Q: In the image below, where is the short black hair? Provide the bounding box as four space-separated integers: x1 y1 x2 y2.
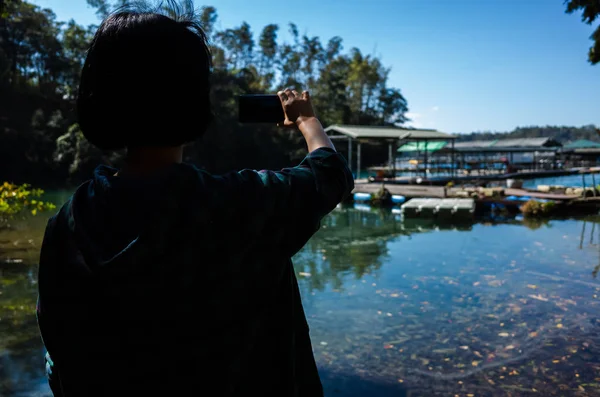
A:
77 0 212 150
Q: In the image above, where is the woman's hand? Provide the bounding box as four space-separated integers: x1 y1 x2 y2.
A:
276 88 336 153
277 88 316 128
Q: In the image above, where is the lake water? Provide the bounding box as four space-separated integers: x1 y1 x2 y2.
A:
2 200 600 396
523 173 600 189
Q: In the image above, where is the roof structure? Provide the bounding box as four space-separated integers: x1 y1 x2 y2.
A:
492 137 561 148
401 129 457 140
397 141 448 153
438 137 563 153
452 140 497 149
324 125 456 140
564 139 600 149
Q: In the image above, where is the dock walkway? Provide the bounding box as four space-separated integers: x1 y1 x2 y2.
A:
503 188 580 201
353 182 581 201
352 182 446 198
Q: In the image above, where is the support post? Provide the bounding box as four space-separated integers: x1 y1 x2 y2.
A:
348 137 353 175
451 139 455 179
424 141 428 178
357 142 362 180
388 141 393 168
483 151 487 176
392 140 397 180
417 144 420 177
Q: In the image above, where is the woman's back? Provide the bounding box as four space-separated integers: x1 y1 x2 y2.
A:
36 2 353 395
38 150 353 396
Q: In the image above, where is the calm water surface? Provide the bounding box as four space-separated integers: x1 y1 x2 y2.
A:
2 200 600 396
522 173 600 189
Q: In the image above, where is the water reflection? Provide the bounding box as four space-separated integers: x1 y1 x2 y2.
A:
0 248 49 396
294 209 600 396
2 208 600 396
295 207 475 293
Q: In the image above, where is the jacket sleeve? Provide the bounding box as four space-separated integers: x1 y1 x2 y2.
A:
220 147 354 256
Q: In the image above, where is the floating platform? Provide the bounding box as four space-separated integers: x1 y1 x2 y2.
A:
350 180 600 216
503 188 580 201
391 195 406 204
353 183 446 198
353 192 372 202
352 183 583 201
353 192 407 204
367 168 589 186
400 198 475 219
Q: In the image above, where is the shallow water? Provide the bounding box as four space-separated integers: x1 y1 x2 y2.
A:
2 206 600 396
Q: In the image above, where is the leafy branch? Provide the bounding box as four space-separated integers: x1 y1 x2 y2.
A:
0 182 56 219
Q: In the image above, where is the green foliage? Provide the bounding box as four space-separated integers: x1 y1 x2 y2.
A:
371 186 392 206
86 0 111 19
54 124 124 181
0 0 81 185
0 182 56 219
1 1 410 186
565 0 600 64
520 200 556 218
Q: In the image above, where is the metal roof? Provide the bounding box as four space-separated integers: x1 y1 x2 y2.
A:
452 140 497 148
397 141 448 152
324 125 456 140
402 129 457 140
444 137 562 152
448 146 559 153
564 139 600 149
492 137 561 148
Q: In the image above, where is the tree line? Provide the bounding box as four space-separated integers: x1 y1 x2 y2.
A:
457 125 600 143
0 0 409 188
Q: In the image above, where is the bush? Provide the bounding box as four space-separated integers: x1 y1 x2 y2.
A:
372 186 392 206
0 182 56 219
520 200 555 217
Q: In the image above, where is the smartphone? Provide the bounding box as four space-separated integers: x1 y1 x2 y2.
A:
238 95 284 123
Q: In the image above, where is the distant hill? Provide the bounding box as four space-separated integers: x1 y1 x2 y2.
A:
457 125 599 144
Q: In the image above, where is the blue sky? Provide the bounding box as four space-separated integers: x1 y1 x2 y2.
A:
31 0 600 133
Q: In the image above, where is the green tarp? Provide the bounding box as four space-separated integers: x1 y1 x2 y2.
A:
397 141 448 153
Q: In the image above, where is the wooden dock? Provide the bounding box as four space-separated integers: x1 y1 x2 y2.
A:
366 168 600 186
353 182 583 201
352 182 446 198
503 188 580 201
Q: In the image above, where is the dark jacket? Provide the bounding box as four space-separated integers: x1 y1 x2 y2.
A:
37 147 353 397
